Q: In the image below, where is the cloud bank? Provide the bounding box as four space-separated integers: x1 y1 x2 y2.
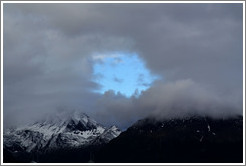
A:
3 3 243 129
91 79 242 129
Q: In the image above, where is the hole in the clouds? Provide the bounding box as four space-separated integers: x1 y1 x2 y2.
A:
92 52 159 97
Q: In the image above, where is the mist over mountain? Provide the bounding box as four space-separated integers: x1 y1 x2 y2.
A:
91 79 242 129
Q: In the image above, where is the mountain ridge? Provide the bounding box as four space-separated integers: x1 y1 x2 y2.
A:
95 115 243 163
3 111 121 156
3 113 243 163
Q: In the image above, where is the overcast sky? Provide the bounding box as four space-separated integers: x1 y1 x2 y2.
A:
3 3 243 129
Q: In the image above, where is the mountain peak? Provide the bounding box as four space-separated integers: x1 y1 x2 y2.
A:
4 111 121 154
29 111 98 130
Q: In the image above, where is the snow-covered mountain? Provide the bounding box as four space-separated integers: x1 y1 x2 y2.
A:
91 125 121 145
3 111 121 154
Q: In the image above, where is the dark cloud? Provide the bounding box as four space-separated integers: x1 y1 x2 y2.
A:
3 3 243 129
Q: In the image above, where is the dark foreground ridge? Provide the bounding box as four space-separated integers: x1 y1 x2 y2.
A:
95 115 243 163
4 114 243 163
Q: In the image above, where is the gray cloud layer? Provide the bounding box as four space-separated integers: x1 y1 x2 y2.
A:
3 3 243 129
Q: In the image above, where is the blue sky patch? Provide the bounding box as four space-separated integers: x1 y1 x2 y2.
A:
92 52 159 97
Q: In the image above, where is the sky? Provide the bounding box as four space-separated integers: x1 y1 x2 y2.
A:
3 3 243 129
92 52 159 97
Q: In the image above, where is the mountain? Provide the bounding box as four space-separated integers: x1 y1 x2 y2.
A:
4 113 243 163
3 111 121 162
95 115 243 163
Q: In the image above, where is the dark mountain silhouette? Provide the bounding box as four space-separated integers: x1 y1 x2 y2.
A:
95 115 243 163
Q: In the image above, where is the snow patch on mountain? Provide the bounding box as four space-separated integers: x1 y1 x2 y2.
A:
3 111 121 153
